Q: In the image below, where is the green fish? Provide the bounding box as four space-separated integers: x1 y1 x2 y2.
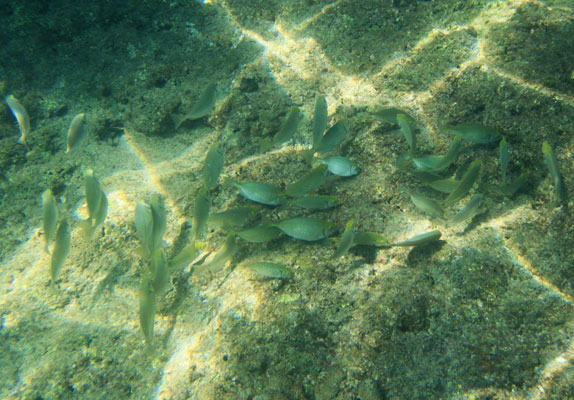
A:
172 83 217 128
413 135 462 172
203 142 224 190
234 181 283 206
244 262 294 279
315 120 349 154
332 219 355 259
316 156 358 177
273 217 334 241
82 169 108 237
192 187 211 241
236 225 282 243
312 96 328 153
42 189 58 254
397 113 416 157
50 218 71 285
371 108 413 125
499 137 509 185
353 231 390 247
499 173 528 198
65 113 87 154
392 230 441 247
443 160 481 204
285 164 328 197
139 276 156 347
135 201 154 257
446 123 501 144
450 194 483 224
169 242 200 271
405 190 444 218
273 107 302 147
207 206 258 229
150 249 170 295
198 234 237 273
148 194 167 255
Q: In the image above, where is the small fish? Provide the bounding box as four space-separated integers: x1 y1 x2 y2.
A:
312 96 328 153
289 195 339 210
392 230 441 247
371 108 413 125
542 142 568 207
82 169 108 237
427 178 460 193
149 194 167 253
273 217 334 241
332 219 355 259
5 94 30 144
192 187 211 241
499 172 528 198
50 218 71 285
499 137 509 185
315 120 349 154
285 164 328 197
198 234 237 273
443 160 481 204
169 242 200 271
234 181 283 206
244 262 294 279
450 194 483 224
236 225 282 243
413 135 462 172
42 189 59 254
139 276 156 347
273 107 302 147
316 156 358 177
353 231 390 247
150 250 170 295
172 83 217 128
207 206 258 229
446 123 502 144
397 113 416 157
66 113 87 153
135 201 154 257
405 190 444 218
203 142 224 190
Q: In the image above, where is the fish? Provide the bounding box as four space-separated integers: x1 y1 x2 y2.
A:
139 276 156 347
332 219 355 259
371 108 414 125
413 135 462 172
234 181 283 206
405 190 444 218
5 94 30 144
499 172 528 198
82 169 108 237
135 201 154 257
316 156 358 177
273 217 334 241
172 83 217 129
542 142 568 207
198 234 237 274
150 250 170 295
450 194 483 224
427 178 460 193
42 189 58 254
397 113 416 157
244 262 294 279
192 187 211 241
315 120 349 154
285 164 328 197
169 242 200 271
273 107 302 147
207 206 258 229
148 194 167 254
312 96 328 153
50 218 71 285
445 123 502 144
203 141 224 190
66 113 87 153
443 160 481 204
392 230 441 247
353 231 390 247
236 225 282 243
